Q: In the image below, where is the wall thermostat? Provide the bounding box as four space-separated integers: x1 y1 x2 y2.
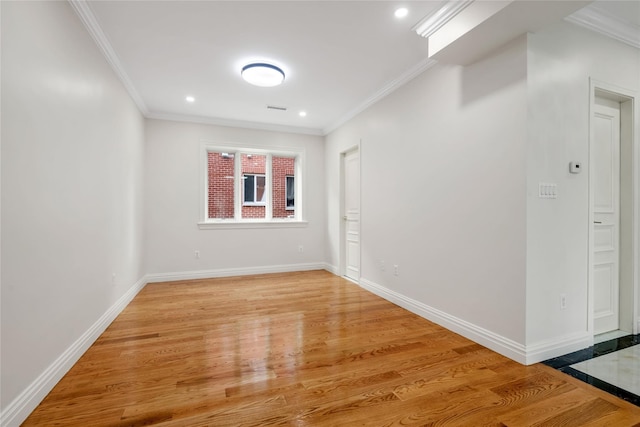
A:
569 162 582 174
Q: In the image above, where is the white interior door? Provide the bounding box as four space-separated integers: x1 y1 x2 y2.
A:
344 149 360 281
593 97 621 335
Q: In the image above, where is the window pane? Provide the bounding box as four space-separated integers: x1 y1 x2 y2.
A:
256 176 266 202
272 156 295 218
243 174 254 202
207 151 235 219
286 176 295 208
241 154 266 219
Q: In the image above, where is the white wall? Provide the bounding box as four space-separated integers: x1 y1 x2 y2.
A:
144 119 325 277
525 22 640 348
1 7 637 426
1 0 145 417
326 37 529 354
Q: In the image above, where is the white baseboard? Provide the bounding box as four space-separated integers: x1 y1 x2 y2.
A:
323 263 339 275
524 332 592 364
144 262 328 283
2 263 330 426
0 276 147 427
358 278 528 364
359 277 593 365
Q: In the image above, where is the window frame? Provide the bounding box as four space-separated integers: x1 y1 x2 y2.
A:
285 175 295 211
243 173 267 206
199 142 306 229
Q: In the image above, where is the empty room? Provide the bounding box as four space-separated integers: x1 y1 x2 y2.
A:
2 0 640 425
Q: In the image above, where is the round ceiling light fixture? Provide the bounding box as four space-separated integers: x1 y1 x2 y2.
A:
241 63 285 87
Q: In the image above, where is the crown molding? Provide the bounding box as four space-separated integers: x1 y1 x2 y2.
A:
146 111 324 136
323 57 438 136
68 0 149 115
68 0 436 138
69 0 321 137
565 5 640 49
412 0 475 38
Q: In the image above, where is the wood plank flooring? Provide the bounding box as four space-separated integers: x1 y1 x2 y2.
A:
23 270 640 426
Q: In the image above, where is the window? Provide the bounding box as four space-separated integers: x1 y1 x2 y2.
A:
243 174 266 205
200 143 305 228
286 176 295 209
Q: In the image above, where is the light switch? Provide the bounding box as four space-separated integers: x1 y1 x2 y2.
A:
539 182 558 199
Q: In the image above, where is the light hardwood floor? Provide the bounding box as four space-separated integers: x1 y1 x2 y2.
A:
24 270 640 426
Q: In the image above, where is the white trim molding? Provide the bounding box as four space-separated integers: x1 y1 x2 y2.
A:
565 5 640 49
588 79 639 338
0 276 148 427
68 0 149 115
524 332 593 365
68 0 438 138
198 220 308 230
323 58 437 135
359 278 593 365
146 111 324 137
145 263 327 283
412 0 475 39
1 264 330 425
323 263 339 276
358 278 528 364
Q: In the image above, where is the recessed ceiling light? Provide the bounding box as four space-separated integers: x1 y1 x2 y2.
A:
395 7 408 18
299 111 307 117
185 96 195 103
241 63 285 87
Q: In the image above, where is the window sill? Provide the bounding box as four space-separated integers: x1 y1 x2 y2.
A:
198 220 308 230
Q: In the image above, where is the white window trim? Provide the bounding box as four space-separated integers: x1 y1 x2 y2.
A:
198 141 306 229
198 220 309 230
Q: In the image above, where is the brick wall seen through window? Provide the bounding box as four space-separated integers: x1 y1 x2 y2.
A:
207 150 296 220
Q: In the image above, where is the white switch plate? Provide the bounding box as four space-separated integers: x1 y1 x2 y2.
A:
539 183 558 199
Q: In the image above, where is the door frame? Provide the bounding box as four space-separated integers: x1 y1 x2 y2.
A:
588 78 639 336
340 144 361 282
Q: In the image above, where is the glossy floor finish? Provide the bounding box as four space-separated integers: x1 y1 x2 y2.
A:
595 330 634 344
545 334 640 407
572 346 640 396
24 271 640 426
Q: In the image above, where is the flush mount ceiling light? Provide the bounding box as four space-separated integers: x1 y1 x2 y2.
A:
241 63 285 87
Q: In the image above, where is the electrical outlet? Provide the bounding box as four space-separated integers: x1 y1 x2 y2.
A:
560 294 567 310
393 265 399 276
112 273 116 285
195 250 200 259
298 245 304 253
380 260 385 271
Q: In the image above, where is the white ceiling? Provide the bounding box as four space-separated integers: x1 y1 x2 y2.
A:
592 0 640 26
78 0 639 136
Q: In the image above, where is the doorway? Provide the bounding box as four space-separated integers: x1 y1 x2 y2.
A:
342 147 360 282
590 82 637 338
